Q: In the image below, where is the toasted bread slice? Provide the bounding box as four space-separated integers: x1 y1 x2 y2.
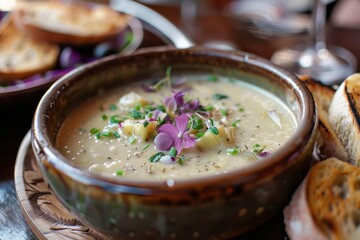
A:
14 1 130 45
0 14 59 81
284 158 360 240
299 75 348 161
329 73 360 166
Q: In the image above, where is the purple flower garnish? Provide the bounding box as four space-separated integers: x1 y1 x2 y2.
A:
183 99 199 112
154 114 195 153
259 151 270 158
164 91 184 113
154 132 173 151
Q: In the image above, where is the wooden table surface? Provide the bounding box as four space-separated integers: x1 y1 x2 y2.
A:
1 1 360 239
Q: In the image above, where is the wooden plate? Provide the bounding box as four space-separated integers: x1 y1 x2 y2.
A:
14 131 287 239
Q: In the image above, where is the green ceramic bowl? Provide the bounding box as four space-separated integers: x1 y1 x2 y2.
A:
32 47 317 239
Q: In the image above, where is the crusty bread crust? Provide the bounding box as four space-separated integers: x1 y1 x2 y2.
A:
14 1 130 45
0 15 59 81
299 75 348 161
285 158 360 240
329 73 360 166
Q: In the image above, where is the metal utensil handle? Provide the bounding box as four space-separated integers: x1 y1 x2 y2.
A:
110 0 194 49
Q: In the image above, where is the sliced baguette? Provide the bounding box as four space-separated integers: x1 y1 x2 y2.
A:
299 75 348 161
329 73 360 167
0 14 59 81
14 1 130 45
284 157 360 240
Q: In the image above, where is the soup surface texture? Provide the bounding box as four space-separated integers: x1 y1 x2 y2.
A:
56 74 297 181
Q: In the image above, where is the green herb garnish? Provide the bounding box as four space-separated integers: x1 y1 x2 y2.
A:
149 152 165 163
101 114 108 120
212 93 228 100
129 109 143 119
127 136 138 145
90 128 100 135
101 131 113 137
195 132 205 139
109 104 117 111
209 127 219 135
116 170 124 176
207 75 218 82
220 109 228 116
226 147 240 156
231 119 241 127
142 143 150 150
113 131 121 139
169 147 177 158
109 115 122 124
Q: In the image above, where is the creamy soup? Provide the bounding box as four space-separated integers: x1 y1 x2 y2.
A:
56 74 297 181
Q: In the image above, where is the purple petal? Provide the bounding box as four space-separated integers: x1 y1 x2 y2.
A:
141 84 155 93
159 123 179 141
154 133 173 151
174 132 195 153
164 96 177 113
183 99 199 112
175 114 189 133
259 151 270 158
173 91 184 107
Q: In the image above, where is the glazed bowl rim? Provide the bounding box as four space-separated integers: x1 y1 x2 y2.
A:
32 46 317 191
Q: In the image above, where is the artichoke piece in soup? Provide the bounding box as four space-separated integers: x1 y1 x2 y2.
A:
56 73 297 181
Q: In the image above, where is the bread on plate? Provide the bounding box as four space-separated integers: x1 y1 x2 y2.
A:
329 73 360 166
299 75 348 161
14 1 130 45
284 157 360 240
0 14 59 81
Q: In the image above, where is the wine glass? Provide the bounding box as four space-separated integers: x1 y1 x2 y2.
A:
271 0 357 85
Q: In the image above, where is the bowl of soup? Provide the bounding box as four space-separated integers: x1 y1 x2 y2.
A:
32 46 317 239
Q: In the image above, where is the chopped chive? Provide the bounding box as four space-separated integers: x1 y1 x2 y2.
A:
110 115 121 124
207 75 218 82
135 104 141 111
157 105 166 112
147 112 153 118
212 93 228 100
226 147 240 156
101 114 108 120
143 121 149 127
129 109 143 119
192 117 203 130
149 152 165 163
90 128 100 135
231 119 241 127
166 66 172 80
113 131 121 138
109 104 117 111
116 170 124 176
177 155 185 165
239 107 244 112
95 132 101 139
254 143 261 148
195 132 205 139
209 127 219 135
169 147 177 158
204 105 214 111
128 136 137 145
220 109 228 116
142 143 150 150
208 118 214 127
101 131 113 137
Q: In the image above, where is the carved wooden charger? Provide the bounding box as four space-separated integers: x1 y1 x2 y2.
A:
14 131 112 240
14 132 287 239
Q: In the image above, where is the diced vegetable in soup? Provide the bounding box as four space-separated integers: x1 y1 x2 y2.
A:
56 72 297 181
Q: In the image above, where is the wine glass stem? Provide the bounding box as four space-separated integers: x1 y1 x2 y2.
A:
313 0 327 51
